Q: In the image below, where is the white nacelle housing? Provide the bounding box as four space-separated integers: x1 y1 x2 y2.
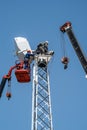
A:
14 37 32 60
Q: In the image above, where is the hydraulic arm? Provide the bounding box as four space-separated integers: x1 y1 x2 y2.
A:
0 77 8 97
0 65 16 98
60 22 87 75
0 60 31 98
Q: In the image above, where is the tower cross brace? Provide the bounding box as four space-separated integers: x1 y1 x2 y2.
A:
32 54 53 130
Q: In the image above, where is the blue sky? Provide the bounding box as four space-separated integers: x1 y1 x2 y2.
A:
0 0 87 130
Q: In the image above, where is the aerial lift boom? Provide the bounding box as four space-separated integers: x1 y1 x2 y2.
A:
60 22 87 76
0 65 17 98
0 61 31 99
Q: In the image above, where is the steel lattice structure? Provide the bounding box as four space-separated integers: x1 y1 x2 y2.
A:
32 54 53 130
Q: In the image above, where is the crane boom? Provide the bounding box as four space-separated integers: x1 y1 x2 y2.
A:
60 22 87 75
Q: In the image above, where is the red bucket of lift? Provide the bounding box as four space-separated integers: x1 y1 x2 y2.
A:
15 69 30 83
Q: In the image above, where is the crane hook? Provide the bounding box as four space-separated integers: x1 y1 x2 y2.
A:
61 57 69 69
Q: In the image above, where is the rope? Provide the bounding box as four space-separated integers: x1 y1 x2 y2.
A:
59 32 68 57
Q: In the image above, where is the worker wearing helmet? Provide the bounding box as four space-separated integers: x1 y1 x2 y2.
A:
24 51 34 69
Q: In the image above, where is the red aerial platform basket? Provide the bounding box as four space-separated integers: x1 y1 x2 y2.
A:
15 69 30 83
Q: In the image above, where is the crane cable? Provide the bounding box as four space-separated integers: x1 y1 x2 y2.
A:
59 31 69 69
59 31 68 57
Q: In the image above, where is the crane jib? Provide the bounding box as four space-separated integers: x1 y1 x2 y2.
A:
60 22 87 75
66 28 87 74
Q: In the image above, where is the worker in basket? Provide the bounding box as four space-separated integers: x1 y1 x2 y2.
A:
61 57 69 69
24 50 34 69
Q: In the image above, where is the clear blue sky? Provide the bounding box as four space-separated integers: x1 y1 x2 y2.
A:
0 0 87 130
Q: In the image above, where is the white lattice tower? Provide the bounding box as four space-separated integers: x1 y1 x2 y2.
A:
32 54 53 130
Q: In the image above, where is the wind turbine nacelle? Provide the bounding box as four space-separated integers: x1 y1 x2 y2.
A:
14 37 32 60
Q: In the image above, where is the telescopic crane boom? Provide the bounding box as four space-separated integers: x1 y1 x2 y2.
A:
60 22 87 76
